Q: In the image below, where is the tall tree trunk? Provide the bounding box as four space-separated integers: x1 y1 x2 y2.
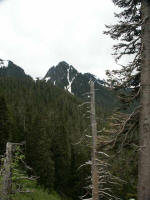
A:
2 142 13 200
90 81 99 200
138 1 150 199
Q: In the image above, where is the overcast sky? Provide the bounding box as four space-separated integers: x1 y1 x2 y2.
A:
0 0 119 79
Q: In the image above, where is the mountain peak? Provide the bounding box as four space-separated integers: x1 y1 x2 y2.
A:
44 62 116 106
44 61 78 93
0 59 32 80
44 61 107 92
43 61 118 109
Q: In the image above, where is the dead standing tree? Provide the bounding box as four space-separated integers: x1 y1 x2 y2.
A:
1 142 36 200
90 81 99 200
78 81 121 200
2 142 13 200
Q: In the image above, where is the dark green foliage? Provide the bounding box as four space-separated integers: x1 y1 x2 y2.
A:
52 123 71 192
108 147 138 200
104 0 141 110
0 58 140 198
25 114 55 189
103 0 141 197
0 96 11 154
0 76 90 199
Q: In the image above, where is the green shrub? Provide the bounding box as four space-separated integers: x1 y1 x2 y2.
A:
12 188 63 200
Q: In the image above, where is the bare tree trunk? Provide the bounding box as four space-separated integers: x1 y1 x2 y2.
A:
138 1 150 199
2 142 13 200
90 81 99 200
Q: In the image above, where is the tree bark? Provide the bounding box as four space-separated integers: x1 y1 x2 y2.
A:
90 81 99 200
138 1 150 199
2 142 13 200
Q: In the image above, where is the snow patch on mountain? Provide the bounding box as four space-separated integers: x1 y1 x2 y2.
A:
65 66 77 93
43 61 107 97
67 76 75 93
45 77 51 82
0 60 9 68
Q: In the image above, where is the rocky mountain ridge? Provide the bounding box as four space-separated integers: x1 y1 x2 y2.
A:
44 61 106 94
0 59 32 79
44 61 118 109
0 58 118 110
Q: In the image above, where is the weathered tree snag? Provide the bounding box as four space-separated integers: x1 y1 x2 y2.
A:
90 81 99 200
138 1 150 199
2 142 13 200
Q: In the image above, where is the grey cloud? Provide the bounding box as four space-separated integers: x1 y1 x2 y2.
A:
0 0 119 79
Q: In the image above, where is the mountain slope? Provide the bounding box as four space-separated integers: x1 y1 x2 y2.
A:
0 59 32 79
44 61 118 110
0 75 90 200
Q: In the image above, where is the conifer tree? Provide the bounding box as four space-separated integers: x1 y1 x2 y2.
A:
104 0 141 100
0 76 94 199
0 96 10 155
105 0 150 199
25 113 55 189
104 0 141 155
52 120 71 194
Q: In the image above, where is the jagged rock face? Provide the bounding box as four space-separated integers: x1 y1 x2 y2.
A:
44 61 118 110
44 61 106 92
0 59 32 79
45 61 78 93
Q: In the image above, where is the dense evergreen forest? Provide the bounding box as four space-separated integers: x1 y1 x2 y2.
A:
0 68 138 200
0 76 92 199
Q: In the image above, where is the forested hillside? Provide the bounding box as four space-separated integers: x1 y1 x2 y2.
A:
0 75 92 199
0 60 137 200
